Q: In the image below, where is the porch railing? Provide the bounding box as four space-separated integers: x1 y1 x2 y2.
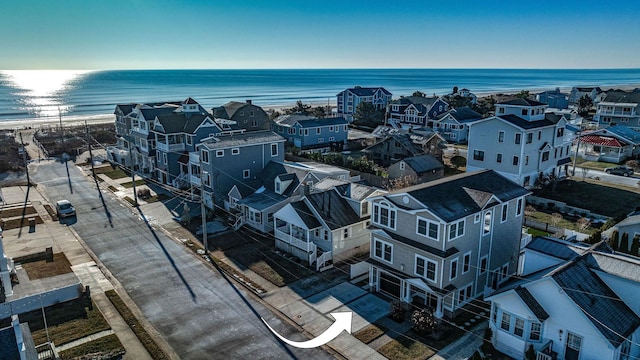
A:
536 340 556 360
316 250 332 271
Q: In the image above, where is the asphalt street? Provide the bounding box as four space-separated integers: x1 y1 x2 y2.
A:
29 159 334 360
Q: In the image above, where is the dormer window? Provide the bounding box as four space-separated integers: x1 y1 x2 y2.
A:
521 109 528 116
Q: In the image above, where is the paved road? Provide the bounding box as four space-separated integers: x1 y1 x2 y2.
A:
30 160 333 360
570 165 640 188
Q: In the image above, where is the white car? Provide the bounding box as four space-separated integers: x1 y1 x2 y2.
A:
56 200 76 218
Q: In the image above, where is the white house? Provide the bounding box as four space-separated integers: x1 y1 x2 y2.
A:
336 86 392 122
488 237 640 360
467 98 572 188
594 90 640 130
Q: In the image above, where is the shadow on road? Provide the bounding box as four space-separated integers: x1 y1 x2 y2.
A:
135 206 197 302
91 171 113 228
64 161 73 194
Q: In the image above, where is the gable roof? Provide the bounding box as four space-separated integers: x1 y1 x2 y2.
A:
386 170 529 222
498 114 556 130
514 287 549 321
525 236 585 261
236 188 286 211
290 201 322 229
437 106 482 123
601 90 640 104
366 133 425 156
603 125 640 144
340 86 391 97
313 177 382 201
497 98 547 107
114 104 135 115
551 255 640 347
400 154 443 174
574 86 602 92
580 135 627 148
154 113 213 134
305 189 362 230
274 114 348 128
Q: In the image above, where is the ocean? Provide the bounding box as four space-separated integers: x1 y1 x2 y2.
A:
1 68 640 122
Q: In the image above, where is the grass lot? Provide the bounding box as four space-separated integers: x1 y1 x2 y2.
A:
121 179 146 188
533 179 640 218
15 298 111 346
95 166 129 179
378 334 435 360
527 227 551 237
573 158 618 171
0 215 43 230
59 334 125 360
22 252 73 279
526 211 598 233
105 289 169 360
0 206 38 218
354 324 387 344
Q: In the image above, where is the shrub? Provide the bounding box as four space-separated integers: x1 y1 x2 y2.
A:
525 344 536 360
481 327 494 354
450 155 466 169
389 300 406 322
411 307 437 335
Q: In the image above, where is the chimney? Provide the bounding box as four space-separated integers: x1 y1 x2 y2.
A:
246 99 252 105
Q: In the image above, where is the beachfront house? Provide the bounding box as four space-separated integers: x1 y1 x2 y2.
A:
573 125 640 164
568 86 602 105
386 95 449 129
211 100 272 132
432 106 483 144
273 114 349 153
274 180 384 271
336 86 392 122
536 88 569 109
195 131 286 209
487 237 640 360
367 170 530 318
466 98 572 188
229 160 351 232
593 90 640 130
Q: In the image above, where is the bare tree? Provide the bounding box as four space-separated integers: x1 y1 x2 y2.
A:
576 217 591 232
524 205 537 217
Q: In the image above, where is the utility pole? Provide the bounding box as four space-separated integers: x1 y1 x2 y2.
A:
571 127 582 176
200 170 208 253
19 132 30 187
85 121 97 181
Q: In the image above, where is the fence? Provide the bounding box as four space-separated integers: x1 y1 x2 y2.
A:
0 283 84 319
524 218 563 234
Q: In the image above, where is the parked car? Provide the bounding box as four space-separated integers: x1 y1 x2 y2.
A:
605 166 634 177
56 200 76 218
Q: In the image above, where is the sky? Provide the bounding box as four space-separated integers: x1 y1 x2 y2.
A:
2 0 640 70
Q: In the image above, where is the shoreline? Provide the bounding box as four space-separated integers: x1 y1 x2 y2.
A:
1 83 639 131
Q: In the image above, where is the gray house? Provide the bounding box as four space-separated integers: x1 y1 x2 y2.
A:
432 106 482 143
212 100 272 132
388 154 444 185
536 88 569 109
386 96 449 129
367 170 530 318
273 114 349 152
197 131 286 209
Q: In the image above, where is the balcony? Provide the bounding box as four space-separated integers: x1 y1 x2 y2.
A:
189 152 200 164
190 175 201 186
275 227 313 252
156 142 185 152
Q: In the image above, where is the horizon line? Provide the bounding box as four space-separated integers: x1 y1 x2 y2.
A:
2 67 640 72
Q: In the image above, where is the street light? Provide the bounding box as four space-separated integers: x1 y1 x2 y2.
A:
200 170 208 253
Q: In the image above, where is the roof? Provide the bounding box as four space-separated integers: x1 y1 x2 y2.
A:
290 201 322 229
551 255 640 347
387 170 529 223
184 97 199 104
140 107 178 120
340 86 391 97
514 287 549 321
498 114 556 130
366 133 424 156
579 135 627 148
0 322 36 360
437 107 482 123
306 189 362 230
601 90 640 104
274 114 348 128
154 113 212 134
254 161 305 196
313 177 382 201
603 125 640 144
201 131 284 149
497 98 547 107
574 86 602 92
401 154 443 174
376 229 459 258
390 96 442 108
236 188 286 211
114 104 135 115
525 236 584 261
212 101 264 119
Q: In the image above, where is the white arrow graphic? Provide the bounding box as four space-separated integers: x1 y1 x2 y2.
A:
262 312 352 349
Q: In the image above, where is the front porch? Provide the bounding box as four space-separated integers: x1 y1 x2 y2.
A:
273 218 332 271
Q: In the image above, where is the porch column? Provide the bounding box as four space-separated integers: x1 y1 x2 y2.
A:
368 267 376 289
401 281 410 302
434 296 443 318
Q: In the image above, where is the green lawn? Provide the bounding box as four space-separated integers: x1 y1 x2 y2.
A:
527 227 551 237
96 167 129 179
533 179 640 218
121 179 146 188
572 157 618 171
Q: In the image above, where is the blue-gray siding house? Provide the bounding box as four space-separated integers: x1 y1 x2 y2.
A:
433 106 482 143
536 88 569 109
273 114 349 152
337 86 392 122
386 96 449 129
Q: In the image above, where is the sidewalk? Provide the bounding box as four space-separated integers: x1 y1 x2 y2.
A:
0 185 161 360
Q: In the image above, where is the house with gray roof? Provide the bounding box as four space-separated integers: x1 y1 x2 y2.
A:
367 170 530 318
273 114 349 152
594 89 640 130
227 161 351 232
337 86 392 122
467 99 572 188
387 154 444 185
536 88 569 109
364 129 447 167
487 237 640 360
386 95 449 129
569 86 603 104
432 106 483 143
574 125 640 163
273 180 384 271
211 100 271 132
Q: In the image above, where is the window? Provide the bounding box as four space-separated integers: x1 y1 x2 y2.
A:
496 153 502 163
514 318 524 337
483 211 492 235
324 229 329 241
521 109 528 116
203 173 211 187
516 198 523 216
231 148 240 155
529 322 541 341
473 150 485 161
417 217 439 240
501 204 508 222
538 131 541 140
448 219 464 240
271 143 278 157
216 150 224 157
566 332 582 358
524 176 531 187
513 156 519 166
329 126 334 132
186 136 192 145
243 169 250 179
163 153 167 165
479 256 488 273
526 133 532 144
497 107 505 114
250 110 254 117
542 151 549 161
525 155 529 165
557 127 564 137
316 128 321 135
416 255 437 282
500 313 511 331
343 228 350 239
318 138 324 143
620 340 631 360
474 214 481 223
515 133 521 144
304 129 309 136
374 239 392 263
373 202 396 229
201 150 209 163
554 148 558 158
329 136 335 141
450 258 458 280
498 131 505 143
463 252 471 273
344 125 348 131
288 128 295 135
